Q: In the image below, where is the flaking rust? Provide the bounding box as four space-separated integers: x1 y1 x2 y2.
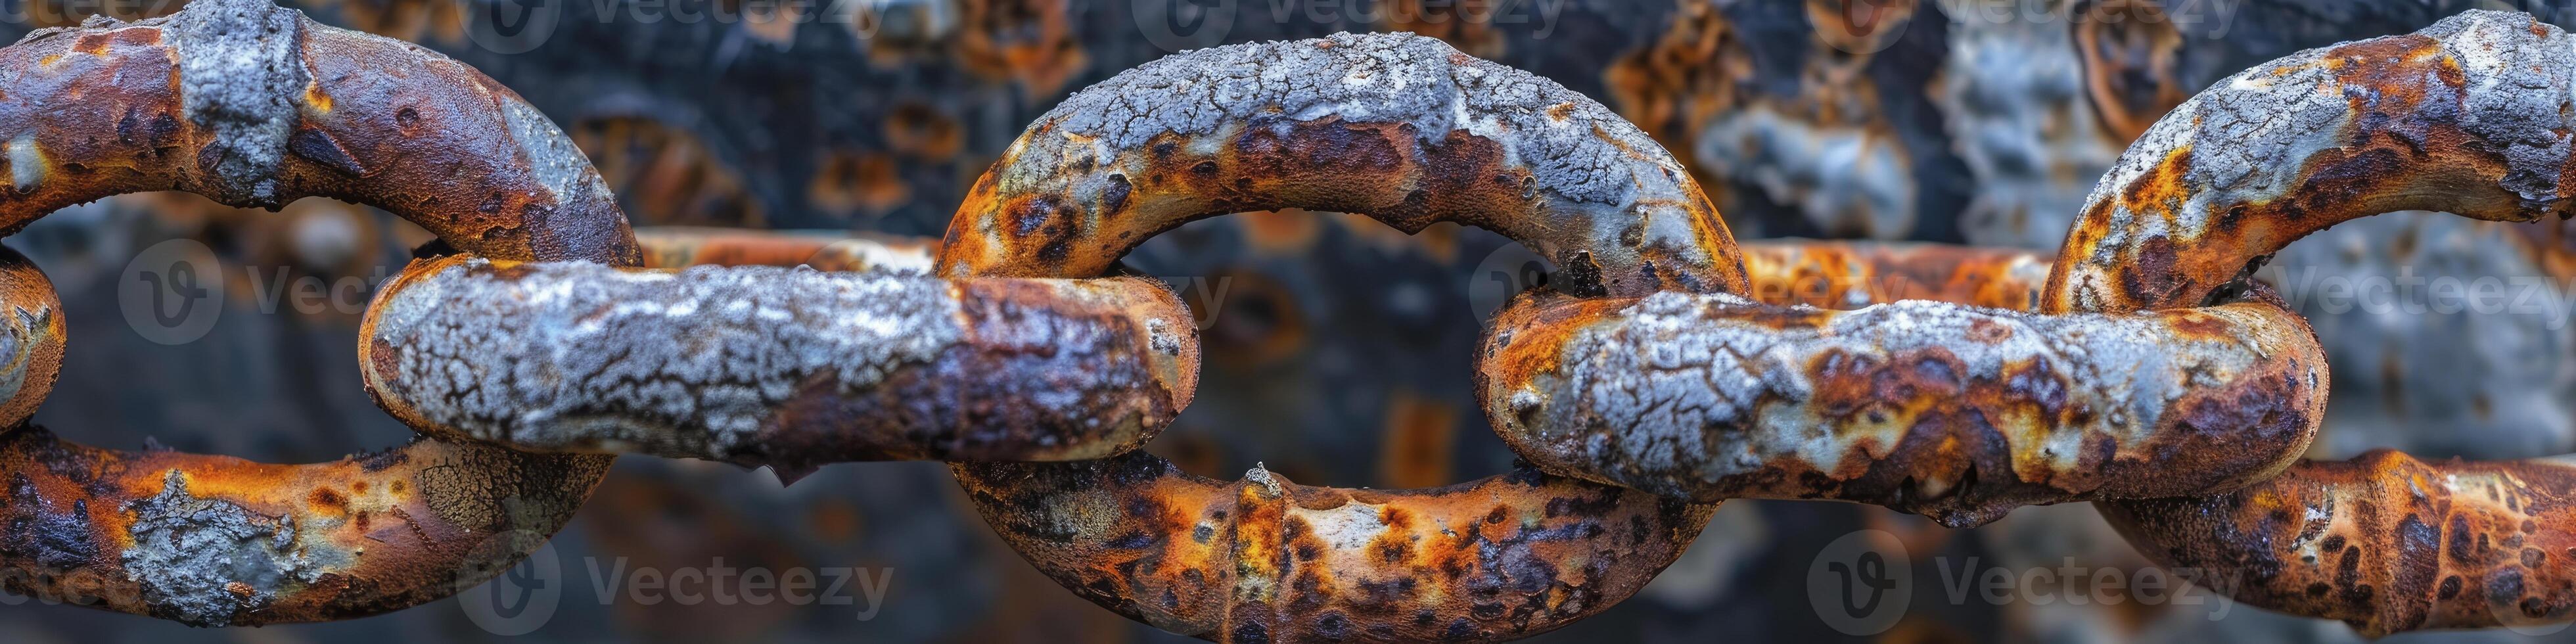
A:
0 256 604 626
2046 10 2576 314
2101 451 2576 635
1478 288 2328 528
359 254 1199 474
2040 10 2576 634
955 453 1713 642
0 0 639 263
936 31 1747 298
0 0 641 626
0 428 606 626
938 32 1736 643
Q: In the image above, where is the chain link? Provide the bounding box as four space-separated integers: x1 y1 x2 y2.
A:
0 0 2569 638
0 0 630 624
2067 11 2576 635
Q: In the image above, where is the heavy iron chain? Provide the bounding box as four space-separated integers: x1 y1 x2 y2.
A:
0 0 2567 639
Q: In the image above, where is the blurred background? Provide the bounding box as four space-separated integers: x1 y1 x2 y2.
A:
5 0 2576 641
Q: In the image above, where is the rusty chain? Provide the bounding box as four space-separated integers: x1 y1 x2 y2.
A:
2058 11 2576 635
0 0 633 625
0 0 2568 639
934 32 1738 641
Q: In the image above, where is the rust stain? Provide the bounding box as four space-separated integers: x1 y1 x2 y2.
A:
1479 285 2328 528
0 0 637 626
359 253 1201 472
938 32 1737 640
957 454 1714 641
935 32 1747 297
2104 451 2576 635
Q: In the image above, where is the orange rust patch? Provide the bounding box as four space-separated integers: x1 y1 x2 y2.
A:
304 84 334 112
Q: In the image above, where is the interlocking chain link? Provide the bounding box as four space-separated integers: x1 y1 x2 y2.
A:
2061 11 2576 635
0 0 2569 639
0 0 631 625
936 32 1737 641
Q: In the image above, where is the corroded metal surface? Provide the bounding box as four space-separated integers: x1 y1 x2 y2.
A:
0 246 62 428
359 253 1199 473
7 1 2567 639
1478 288 2328 528
0 427 606 627
1741 240 2052 310
955 453 1713 641
941 32 1731 642
0 231 599 630
2050 11 2576 634
0 0 640 264
2047 11 2576 314
935 31 1748 298
0 0 637 626
2101 451 2576 635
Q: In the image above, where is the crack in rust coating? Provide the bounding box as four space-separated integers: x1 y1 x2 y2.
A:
359 254 1199 469
2021 12 2576 633
121 470 325 626
1480 288 2328 528
937 31 1745 298
2102 451 2576 635
164 0 303 205
938 31 1741 641
0 427 607 626
2047 10 2576 314
0 0 637 626
957 453 1713 642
